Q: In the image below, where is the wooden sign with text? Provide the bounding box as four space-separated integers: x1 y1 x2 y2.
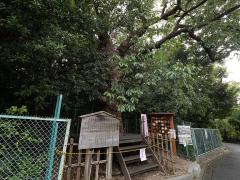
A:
78 111 119 149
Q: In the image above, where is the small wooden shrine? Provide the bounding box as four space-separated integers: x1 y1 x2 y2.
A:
64 111 177 180
148 112 176 155
64 111 120 180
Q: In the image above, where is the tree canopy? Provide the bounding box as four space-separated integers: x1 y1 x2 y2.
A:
0 1 111 115
0 0 239 123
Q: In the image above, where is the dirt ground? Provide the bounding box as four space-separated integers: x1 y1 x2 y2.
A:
111 156 191 180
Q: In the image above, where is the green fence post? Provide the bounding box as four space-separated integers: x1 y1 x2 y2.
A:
209 130 214 150
45 95 63 180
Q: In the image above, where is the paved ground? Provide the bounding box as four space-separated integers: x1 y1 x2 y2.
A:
203 143 240 180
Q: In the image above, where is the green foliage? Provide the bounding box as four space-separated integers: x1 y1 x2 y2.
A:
177 144 196 161
0 1 111 115
213 118 240 142
213 107 240 142
231 107 240 121
104 54 150 112
6 106 27 115
107 44 238 128
0 106 46 178
0 0 239 121
11 155 46 180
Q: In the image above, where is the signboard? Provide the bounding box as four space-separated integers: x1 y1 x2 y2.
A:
168 129 176 139
78 111 119 149
177 125 192 146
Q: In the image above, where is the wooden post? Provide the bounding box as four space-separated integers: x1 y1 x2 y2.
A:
76 149 82 180
106 147 113 180
161 134 164 165
67 138 74 180
152 133 156 154
84 149 92 180
169 115 177 155
165 134 169 170
95 149 101 180
156 134 160 160
89 150 93 178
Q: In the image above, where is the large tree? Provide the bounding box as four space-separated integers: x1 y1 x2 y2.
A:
0 1 111 115
94 0 240 111
0 0 239 115
77 0 240 58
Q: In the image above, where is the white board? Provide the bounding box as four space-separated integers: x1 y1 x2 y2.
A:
177 125 192 146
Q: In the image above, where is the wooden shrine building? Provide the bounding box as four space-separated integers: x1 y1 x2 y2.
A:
64 111 176 180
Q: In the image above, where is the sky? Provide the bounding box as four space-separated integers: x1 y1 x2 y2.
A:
224 51 240 83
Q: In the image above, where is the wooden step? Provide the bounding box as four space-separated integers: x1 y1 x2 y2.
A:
116 133 162 180
120 138 143 144
128 163 159 176
120 134 142 140
124 153 152 164
119 144 147 151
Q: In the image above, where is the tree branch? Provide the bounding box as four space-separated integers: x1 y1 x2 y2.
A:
183 0 207 15
149 27 189 50
197 4 240 29
116 0 208 56
117 3 182 56
161 1 167 17
160 3 181 20
175 0 207 27
187 30 215 61
116 26 148 57
116 2 240 58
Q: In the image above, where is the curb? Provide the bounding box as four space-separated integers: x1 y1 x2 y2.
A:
167 162 201 180
167 146 228 180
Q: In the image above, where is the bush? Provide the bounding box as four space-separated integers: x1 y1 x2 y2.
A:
213 107 240 142
0 106 47 179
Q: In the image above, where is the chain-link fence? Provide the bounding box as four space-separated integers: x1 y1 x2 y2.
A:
176 128 222 160
191 128 222 156
0 115 71 180
176 142 196 161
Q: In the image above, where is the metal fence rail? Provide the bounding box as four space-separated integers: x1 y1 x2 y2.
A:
191 128 222 156
0 115 71 180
